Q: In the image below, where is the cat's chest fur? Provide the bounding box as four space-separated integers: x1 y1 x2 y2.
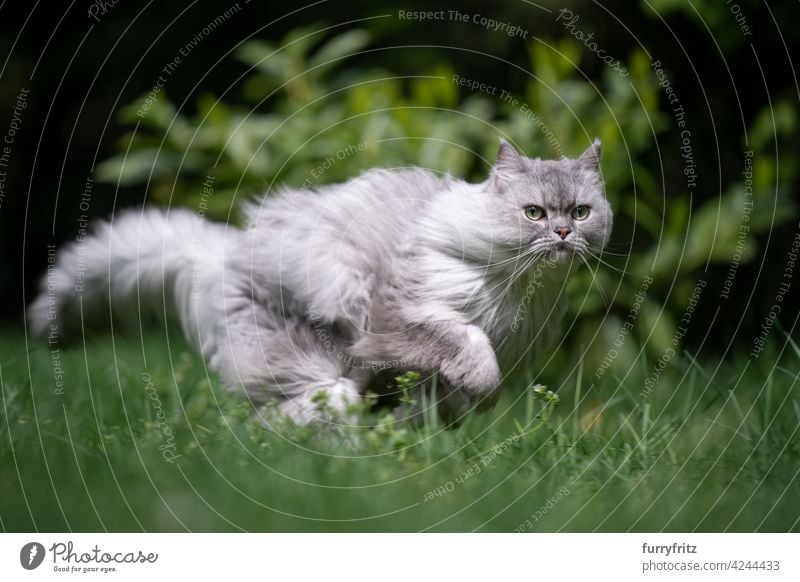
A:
482 266 568 369
420 257 570 370
494 266 569 370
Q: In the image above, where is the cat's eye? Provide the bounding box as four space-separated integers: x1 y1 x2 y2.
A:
524 206 545 221
571 205 590 220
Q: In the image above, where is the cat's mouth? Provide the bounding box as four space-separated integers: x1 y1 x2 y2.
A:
547 242 576 261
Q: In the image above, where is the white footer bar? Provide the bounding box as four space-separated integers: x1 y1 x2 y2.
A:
1 533 797 581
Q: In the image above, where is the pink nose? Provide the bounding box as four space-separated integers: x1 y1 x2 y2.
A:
555 227 571 240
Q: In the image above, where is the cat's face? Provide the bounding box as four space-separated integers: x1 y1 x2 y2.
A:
485 139 612 265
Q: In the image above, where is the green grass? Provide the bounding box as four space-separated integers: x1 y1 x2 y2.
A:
1 327 799 532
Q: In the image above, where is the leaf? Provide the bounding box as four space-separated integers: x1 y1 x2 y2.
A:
309 30 370 69
281 24 324 60
95 149 199 186
236 40 291 79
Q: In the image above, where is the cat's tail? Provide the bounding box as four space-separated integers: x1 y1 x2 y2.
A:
28 208 232 352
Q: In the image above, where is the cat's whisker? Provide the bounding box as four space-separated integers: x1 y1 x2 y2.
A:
483 238 558 271
593 248 632 258
455 247 541 322
473 256 530 327
581 248 636 278
490 250 540 298
604 239 634 248
577 252 611 309
508 249 551 291
482 248 539 269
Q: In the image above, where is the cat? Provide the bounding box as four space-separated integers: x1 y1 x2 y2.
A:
29 139 612 425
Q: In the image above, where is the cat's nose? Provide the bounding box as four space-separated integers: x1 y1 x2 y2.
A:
554 227 571 240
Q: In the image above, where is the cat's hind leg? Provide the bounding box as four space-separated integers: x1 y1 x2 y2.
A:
208 299 364 426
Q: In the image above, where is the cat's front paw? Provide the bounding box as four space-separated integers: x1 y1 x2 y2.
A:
440 325 501 401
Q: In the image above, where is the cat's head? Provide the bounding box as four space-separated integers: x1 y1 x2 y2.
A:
484 139 612 265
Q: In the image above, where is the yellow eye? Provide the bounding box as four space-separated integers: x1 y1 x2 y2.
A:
571 205 590 220
524 206 545 221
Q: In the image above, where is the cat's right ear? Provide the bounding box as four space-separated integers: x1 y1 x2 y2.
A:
493 138 525 191
576 139 602 173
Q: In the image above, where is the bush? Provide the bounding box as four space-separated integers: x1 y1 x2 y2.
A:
95 23 796 375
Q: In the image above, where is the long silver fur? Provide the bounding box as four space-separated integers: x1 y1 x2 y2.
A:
29 140 612 425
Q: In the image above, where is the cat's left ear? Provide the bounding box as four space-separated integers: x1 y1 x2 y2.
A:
493 138 526 191
577 139 601 173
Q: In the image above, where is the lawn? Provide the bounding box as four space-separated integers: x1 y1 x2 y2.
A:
1 328 799 532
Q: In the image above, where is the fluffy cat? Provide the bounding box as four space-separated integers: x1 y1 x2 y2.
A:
29 139 612 425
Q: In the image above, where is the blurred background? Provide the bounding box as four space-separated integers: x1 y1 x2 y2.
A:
1 0 798 367
1 0 800 533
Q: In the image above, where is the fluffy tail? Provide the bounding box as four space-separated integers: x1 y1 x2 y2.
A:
28 208 232 351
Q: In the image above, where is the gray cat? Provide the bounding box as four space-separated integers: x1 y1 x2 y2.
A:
30 139 612 425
